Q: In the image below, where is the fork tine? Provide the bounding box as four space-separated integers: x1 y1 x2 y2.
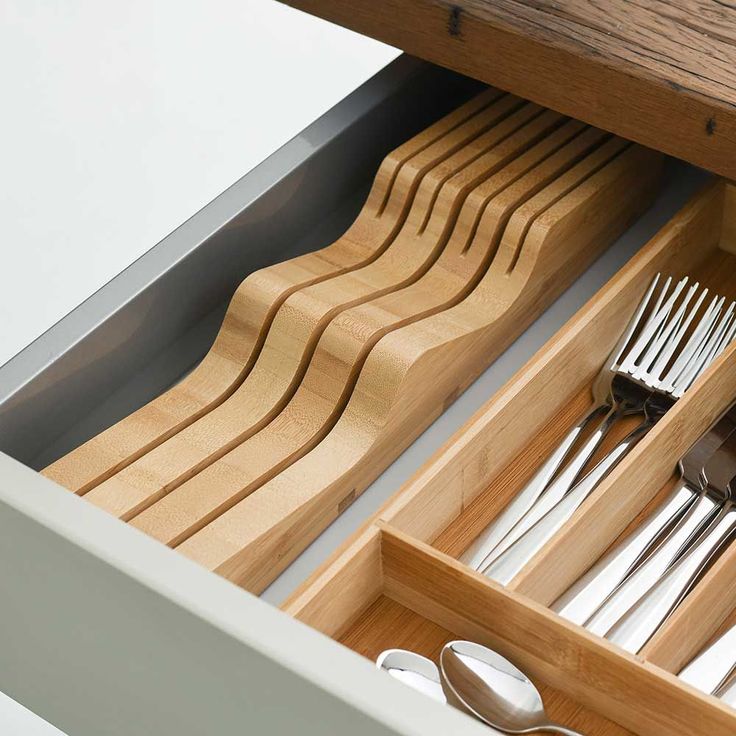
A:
685 303 731 375
657 294 722 391
609 273 661 369
671 301 735 397
640 285 710 385
643 278 685 354
690 303 736 380
629 281 700 380
711 302 736 361
620 275 677 371
619 276 687 373
663 299 723 395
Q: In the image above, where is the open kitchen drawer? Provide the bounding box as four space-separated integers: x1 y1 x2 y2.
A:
0 55 715 735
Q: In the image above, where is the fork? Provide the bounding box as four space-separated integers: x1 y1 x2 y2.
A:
605 468 736 653
484 288 734 568
461 274 698 570
553 408 736 626
481 293 736 585
581 421 736 637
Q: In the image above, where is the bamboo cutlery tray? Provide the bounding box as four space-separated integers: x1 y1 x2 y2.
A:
285 180 736 736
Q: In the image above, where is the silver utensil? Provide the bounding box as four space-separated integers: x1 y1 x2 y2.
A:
716 676 736 708
482 291 736 586
461 274 680 570
471 278 732 574
605 474 736 653
440 640 584 736
582 427 736 638
376 648 447 703
679 623 736 696
553 410 736 625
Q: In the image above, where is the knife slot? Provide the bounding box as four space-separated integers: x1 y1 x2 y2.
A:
389 182 736 610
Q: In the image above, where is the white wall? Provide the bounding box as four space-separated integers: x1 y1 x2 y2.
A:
0 0 398 367
0 2 397 730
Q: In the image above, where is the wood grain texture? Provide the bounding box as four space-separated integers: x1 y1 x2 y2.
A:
432 395 646 559
509 210 736 605
372 183 727 559
340 596 631 736
283 526 385 641
176 143 662 593
283 179 736 735
641 530 736 674
378 180 727 553
281 0 736 179
42 88 500 495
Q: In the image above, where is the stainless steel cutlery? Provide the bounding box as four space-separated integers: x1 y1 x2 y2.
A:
376 642 585 734
679 623 736 697
481 276 736 585
376 649 446 703
555 409 736 629
452 272 736 681
606 483 736 653
462 275 736 577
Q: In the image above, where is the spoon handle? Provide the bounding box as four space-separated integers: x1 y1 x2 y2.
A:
544 722 586 736
540 721 584 736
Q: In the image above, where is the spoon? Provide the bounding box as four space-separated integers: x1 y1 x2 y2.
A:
440 641 585 735
376 648 447 704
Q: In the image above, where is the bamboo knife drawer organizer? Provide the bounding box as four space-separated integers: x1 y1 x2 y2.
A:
285 180 736 736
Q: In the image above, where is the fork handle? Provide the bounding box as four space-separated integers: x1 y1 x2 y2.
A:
483 424 645 585
552 482 696 625
583 492 717 637
717 676 736 707
606 508 736 653
481 404 627 568
460 403 607 571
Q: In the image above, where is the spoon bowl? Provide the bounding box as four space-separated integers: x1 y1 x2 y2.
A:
440 641 584 735
376 648 447 704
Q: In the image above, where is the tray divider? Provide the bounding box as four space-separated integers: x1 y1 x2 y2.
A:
383 183 726 553
282 526 383 639
379 521 736 736
431 384 594 559
283 180 736 735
